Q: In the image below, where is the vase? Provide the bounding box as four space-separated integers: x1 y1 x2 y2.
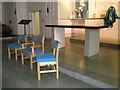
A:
78 13 81 18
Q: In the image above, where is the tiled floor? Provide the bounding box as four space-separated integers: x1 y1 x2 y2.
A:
2 37 119 88
2 38 97 88
59 38 118 87
70 35 119 45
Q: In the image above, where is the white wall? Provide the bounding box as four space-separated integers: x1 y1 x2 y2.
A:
2 2 58 38
44 2 58 38
118 1 120 16
10 2 18 35
59 1 71 19
0 2 2 25
3 2 28 35
89 1 119 18
3 2 18 35
16 2 28 35
27 2 46 37
58 1 72 37
27 2 58 39
3 3 9 26
45 2 53 38
118 19 120 44
118 1 120 45
0 2 2 89
27 2 44 12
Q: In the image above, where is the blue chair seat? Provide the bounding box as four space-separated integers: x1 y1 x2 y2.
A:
20 48 42 55
8 43 24 49
36 53 56 62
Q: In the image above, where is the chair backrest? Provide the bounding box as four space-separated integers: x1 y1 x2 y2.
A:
18 35 27 43
33 36 45 53
33 36 43 43
53 41 60 61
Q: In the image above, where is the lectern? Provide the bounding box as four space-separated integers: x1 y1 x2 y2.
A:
18 19 31 35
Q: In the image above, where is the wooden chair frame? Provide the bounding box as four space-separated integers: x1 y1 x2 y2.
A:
21 36 45 70
8 35 27 61
37 41 60 80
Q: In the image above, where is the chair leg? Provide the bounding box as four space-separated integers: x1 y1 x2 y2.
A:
30 56 33 70
37 63 41 80
21 53 24 64
15 49 18 61
53 64 56 70
8 48 11 59
56 63 59 79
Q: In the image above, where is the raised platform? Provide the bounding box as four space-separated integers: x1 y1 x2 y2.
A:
70 37 120 48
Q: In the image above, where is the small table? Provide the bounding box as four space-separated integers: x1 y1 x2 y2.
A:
45 25 108 57
18 19 31 35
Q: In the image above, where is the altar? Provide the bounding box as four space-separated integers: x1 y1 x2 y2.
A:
45 25 108 57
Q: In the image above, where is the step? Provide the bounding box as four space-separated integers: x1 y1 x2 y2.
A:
59 67 117 88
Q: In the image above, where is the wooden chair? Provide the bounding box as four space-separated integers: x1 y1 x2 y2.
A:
19 36 45 70
36 41 60 80
7 35 27 61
